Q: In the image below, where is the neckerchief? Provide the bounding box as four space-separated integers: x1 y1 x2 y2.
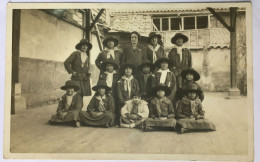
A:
104 70 116 87
65 92 76 111
148 44 160 63
158 69 170 84
122 75 134 97
79 51 88 67
96 95 107 112
104 47 117 59
183 96 196 114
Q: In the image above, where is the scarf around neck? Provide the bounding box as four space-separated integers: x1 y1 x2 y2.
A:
122 75 134 97
104 71 116 87
65 92 76 111
96 95 107 112
148 44 160 63
158 69 170 84
183 96 196 114
79 51 88 67
104 47 117 59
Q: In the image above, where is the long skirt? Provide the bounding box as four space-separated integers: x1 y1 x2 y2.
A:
71 76 92 96
50 110 79 123
145 118 176 128
79 111 115 126
177 118 216 130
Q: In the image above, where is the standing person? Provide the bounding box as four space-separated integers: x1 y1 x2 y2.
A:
64 39 92 96
78 81 115 127
168 33 192 90
122 31 147 68
95 35 123 70
146 32 165 64
49 80 83 127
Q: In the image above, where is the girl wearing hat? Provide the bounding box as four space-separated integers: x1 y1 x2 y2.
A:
117 63 140 125
78 81 115 127
144 84 176 131
168 33 192 90
64 39 92 96
49 80 83 127
176 84 216 134
146 32 166 64
154 57 177 103
122 31 147 68
95 35 123 70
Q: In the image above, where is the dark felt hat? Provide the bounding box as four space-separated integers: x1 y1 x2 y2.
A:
183 84 201 93
92 80 111 92
147 32 162 43
152 84 171 97
100 59 119 71
138 60 155 72
75 39 93 50
171 33 189 44
102 35 119 47
60 80 80 91
154 57 174 69
181 68 200 81
120 63 136 75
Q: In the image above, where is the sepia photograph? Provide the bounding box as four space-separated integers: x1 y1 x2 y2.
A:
4 2 253 161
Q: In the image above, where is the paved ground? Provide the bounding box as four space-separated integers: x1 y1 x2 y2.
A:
10 92 249 155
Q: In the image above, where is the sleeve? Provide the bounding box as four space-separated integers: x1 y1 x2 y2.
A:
162 47 166 57
95 52 103 70
107 97 115 113
56 98 65 114
121 47 127 64
121 103 130 117
142 47 147 61
168 101 175 115
197 85 204 102
148 101 156 118
188 50 192 67
74 95 83 111
168 50 175 71
87 97 96 112
138 103 149 119
168 73 177 101
117 81 125 105
197 102 205 117
135 79 140 94
176 101 186 119
64 52 76 74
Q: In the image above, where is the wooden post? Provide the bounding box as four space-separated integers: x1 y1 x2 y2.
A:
230 7 237 88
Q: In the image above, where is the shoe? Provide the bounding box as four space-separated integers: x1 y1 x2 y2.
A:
179 128 184 134
75 121 81 128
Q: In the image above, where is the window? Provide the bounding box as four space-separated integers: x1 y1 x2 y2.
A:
171 18 181 30
153 19 160 31
162 18 169 31
197 16 208 29
184 17 195 30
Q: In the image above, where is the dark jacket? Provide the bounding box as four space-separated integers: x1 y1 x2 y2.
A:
122 45 147 68
117 77 140 105
87 94 115 113
98 72 120 96
95 49 123 70
146 45 165 63
178 81 204 101
57 93 83 114
149 97 175 118
137 73 155 100
168 47 192 76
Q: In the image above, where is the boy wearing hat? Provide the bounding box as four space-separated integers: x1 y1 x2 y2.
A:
146 32 166 64
137 60 155 101
49 80 83 127
95 35 123 70
64 39 93 96
168 33 192 90
144 84 176 131
179 67 204 101
176 84 216 134
120 92 149 128
154 57 177 103
78 80 115 127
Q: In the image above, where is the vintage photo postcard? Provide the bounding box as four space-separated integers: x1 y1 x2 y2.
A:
4 2 253 161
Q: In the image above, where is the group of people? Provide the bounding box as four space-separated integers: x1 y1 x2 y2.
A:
49 31 216 134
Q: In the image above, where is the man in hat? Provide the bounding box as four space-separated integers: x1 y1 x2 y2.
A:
120 92 149 128
64 39 93 96
49 80 83 127
137 60 155 101
95 35 123 70
168 33 192 90
144 84 176 131
78 80 115 127
176 84 216 134
146 32 166 64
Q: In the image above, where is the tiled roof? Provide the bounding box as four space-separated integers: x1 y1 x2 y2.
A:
209 28 230 48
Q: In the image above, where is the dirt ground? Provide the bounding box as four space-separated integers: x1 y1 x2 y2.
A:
10 92 249 155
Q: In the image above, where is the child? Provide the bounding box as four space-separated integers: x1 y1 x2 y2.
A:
146 32 165 64
179 67 204 101
95 35 123 70
154 57 177 104
117 63 140 125
78 81 115 127
168 33 192 90
137 60 155 101
144 84 176 131
120 92 149 128
176 84 216 134
49 80 83 127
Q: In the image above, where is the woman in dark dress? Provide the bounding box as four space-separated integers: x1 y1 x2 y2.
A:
146 32 165 64
64 39 92 96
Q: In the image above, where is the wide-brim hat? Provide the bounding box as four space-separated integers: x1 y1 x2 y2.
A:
60 80 80 91
120 63 136 75
100 59 119 71
152 84 171 97
92 81 111 92
171 33 189 44
138 60 155 72
181 68 200 81
103 36 119 47
183 84 201 93
75 39 93 50
147 32 162 43
154 57 174 69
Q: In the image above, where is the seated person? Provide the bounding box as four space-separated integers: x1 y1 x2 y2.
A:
78 81 115 128
144 84 176 131
120 92 149 128
49 80 83 127
176 84 216 134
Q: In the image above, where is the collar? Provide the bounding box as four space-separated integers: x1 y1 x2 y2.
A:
104 47 119 52
158 69 170 73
